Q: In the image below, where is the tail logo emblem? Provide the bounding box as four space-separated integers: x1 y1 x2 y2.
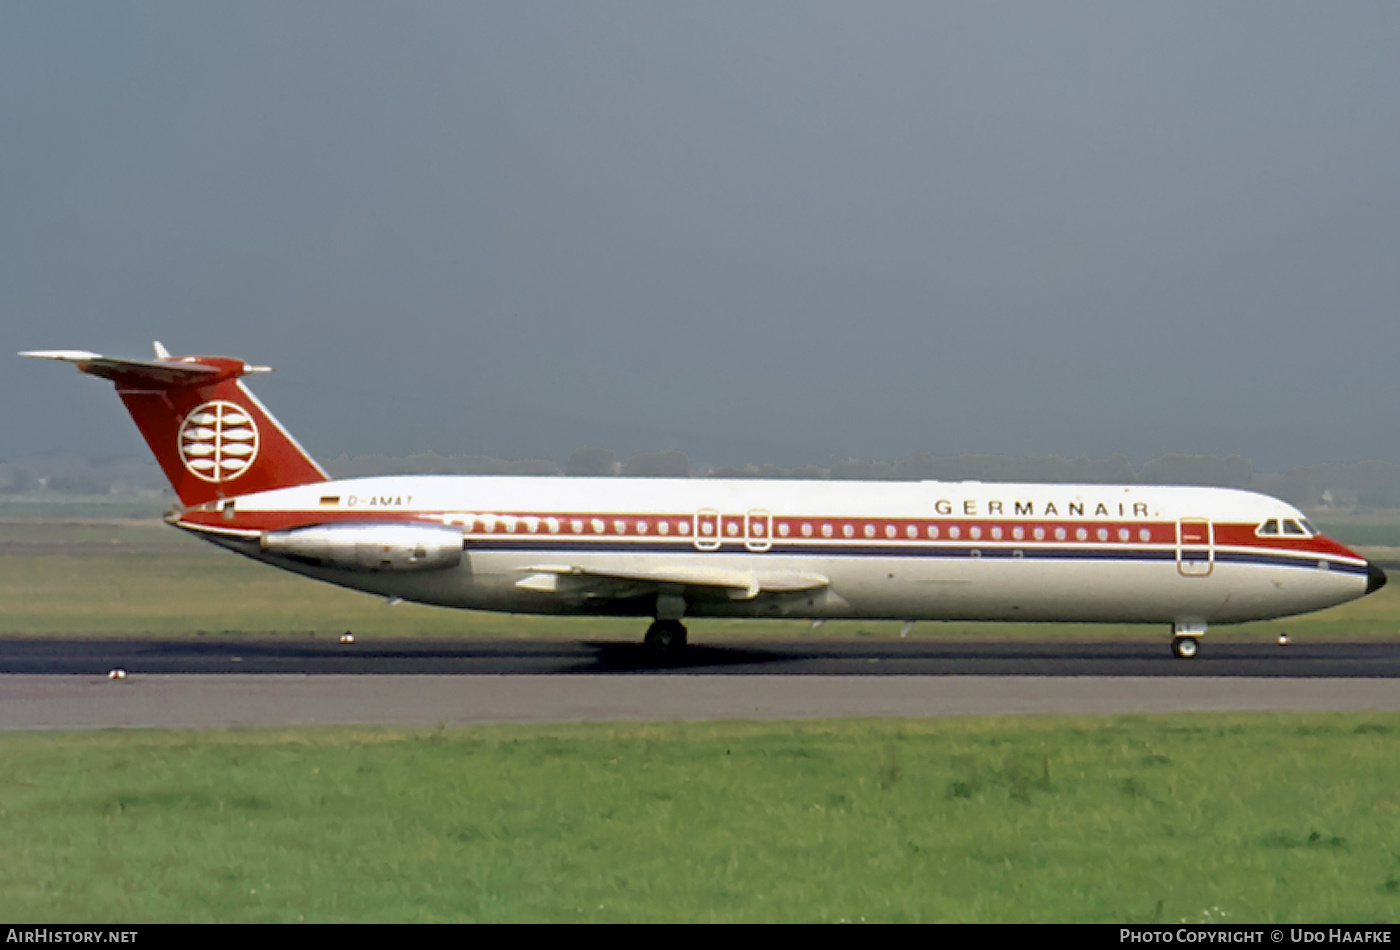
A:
178 401 260 483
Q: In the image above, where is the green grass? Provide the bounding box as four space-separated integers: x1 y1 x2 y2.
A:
2 516 1398 640
0 495 171 520
3 715 1399 922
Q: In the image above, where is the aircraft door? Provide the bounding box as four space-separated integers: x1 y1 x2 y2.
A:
745 510 773 552
1176 518 1214 577
693 508 722 551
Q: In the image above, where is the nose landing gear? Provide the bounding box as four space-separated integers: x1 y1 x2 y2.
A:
1171 621 1206 659
1172 636 1199 659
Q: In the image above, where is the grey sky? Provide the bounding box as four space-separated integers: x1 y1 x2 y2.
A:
4 2 1398 473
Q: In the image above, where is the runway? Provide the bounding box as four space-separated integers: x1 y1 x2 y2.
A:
1 639 1398 729
7 637 1400 676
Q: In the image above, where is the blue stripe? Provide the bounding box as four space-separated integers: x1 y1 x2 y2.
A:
463 538 1368 575
1216 551 1369 576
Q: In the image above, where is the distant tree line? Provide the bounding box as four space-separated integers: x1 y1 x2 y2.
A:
325 452 561 477
6 449 1400 511
0 452 167 496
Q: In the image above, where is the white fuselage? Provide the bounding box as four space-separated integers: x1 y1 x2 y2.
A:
179 476 1374 629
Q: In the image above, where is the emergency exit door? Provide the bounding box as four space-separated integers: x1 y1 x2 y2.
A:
1176 518 1214 577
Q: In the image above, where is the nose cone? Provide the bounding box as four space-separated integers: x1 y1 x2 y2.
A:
1367 561 1388 595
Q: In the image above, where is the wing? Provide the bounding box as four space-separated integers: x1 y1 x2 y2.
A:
515 563 829 600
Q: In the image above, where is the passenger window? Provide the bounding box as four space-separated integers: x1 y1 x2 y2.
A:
1257 519 1279 536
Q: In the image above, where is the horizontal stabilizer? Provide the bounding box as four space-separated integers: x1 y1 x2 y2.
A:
20 348 271 388
22 343 322 506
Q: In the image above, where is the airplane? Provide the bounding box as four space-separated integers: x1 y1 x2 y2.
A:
21 343 1387 658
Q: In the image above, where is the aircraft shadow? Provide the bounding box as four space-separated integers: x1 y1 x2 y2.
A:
562 641 800 673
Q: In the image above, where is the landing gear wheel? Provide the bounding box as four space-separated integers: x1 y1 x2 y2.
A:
1172 636 1199 659
644 619 688 653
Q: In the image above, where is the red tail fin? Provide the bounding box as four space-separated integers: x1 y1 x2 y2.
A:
21 345 328 507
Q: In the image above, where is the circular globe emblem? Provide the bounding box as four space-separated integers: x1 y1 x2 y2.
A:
178 401 260 483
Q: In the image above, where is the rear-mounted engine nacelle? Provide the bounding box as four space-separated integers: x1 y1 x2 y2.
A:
261 523 463 572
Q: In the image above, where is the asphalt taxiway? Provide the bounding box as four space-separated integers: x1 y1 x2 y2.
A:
2 638 1397 729
7 637 1400 677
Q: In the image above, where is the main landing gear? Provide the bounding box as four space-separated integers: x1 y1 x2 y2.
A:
644 619 687 652
645 591 689 652
1171 621 1206 659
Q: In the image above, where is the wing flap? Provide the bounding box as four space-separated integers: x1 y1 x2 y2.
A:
516 564 829 600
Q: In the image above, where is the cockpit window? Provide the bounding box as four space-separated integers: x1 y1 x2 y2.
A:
1300 519 1317 536
1257 519 1280 536
1283 519 1307 536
